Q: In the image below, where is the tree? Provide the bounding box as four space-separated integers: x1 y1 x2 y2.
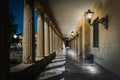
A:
9 12 18 43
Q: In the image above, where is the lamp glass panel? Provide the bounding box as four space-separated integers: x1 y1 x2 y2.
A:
71 33 74 36
86 13 94 20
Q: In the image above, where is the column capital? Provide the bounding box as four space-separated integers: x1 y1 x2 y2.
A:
37 11 45 21
51 25 55 29
44 17 50 23
49 20 52 26
24 0 34 8
44 13 49 21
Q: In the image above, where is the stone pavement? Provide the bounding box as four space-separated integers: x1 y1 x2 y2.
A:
36 48 120 80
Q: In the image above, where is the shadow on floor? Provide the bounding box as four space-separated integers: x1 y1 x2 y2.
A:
44 63 65 72
10 53 56 80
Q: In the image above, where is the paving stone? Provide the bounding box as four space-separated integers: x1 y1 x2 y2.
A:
36 48 120 80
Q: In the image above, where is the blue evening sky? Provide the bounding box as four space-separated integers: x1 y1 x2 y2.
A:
9 0 38 34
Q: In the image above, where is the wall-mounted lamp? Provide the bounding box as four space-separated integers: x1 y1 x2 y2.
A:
69 31 74 40
86 9 94 24
71 31 74 36
69 34 73 40
85 9 108 29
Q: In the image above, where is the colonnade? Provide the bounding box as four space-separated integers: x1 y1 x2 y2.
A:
70 35 80 54
69 32 85 58
69 15 91 59
23 0 63 63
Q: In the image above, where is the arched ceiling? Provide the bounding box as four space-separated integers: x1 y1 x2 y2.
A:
47 0 97 38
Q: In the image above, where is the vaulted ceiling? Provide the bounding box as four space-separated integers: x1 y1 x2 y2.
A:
47 0 97 38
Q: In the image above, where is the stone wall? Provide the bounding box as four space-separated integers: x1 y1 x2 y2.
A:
91 0 120 75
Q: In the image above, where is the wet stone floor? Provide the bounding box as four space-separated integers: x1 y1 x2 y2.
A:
36 48 120 80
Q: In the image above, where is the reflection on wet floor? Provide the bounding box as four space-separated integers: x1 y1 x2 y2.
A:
36 48 120 80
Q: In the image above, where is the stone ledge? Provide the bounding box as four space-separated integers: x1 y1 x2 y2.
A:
10 63 34 72
10 53 56 80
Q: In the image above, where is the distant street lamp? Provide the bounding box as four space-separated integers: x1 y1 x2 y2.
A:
13 34 17 39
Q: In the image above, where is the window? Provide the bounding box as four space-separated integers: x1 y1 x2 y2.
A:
93 17 99 47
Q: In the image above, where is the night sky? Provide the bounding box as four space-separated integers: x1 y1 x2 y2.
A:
9 0 38 34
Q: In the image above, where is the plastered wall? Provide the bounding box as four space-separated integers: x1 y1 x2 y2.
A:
90 0 120 75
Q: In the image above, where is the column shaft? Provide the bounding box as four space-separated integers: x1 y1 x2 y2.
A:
50 26 53 54
23 0 35 63
37 14 44 58
48 21 50 54
44 19 49 56
52 28 55 52
54 33 57 52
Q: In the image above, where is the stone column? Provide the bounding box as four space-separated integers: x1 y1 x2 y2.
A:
79 27 82 57
54 33 57 52
0 1 9 80
75 38 76 52
58 37 60 49
52 27 55 52
76 37 78 53
36 13 44 58
72 39 74 50
23 0 35 63
74 38 76 52
48 20 50 55
49 24 53 54
78 33 80 54
82 16 85 59
76 38 77 52
56 35 58 50
71 40 72 49
44 19 49 56
73 39 74 50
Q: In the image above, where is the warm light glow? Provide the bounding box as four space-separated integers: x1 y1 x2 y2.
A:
86 9 94 23
86 12 94 20
71 31 74 35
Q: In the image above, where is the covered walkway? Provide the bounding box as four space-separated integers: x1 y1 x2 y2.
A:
1 0 120 80
36 48 120 80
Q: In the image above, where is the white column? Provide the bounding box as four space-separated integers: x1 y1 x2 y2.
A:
50 24 53 54
23 0 34 63
54 33 57 52
44 19 49 56
48 20 50 55
52 27 55 52
37 13 44 58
